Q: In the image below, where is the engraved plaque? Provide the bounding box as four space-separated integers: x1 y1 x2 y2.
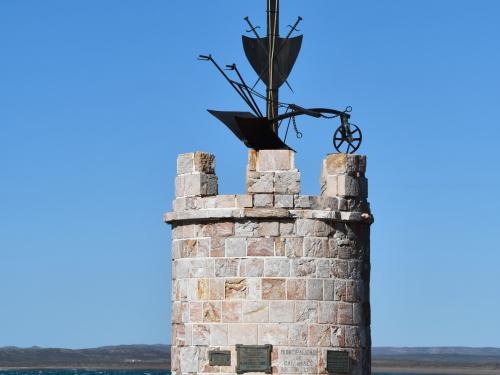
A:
209 350 231 366
326 350 350 374
236 344 272 374
279 348 317 374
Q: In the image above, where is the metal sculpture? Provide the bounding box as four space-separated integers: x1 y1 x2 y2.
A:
199 0 362 154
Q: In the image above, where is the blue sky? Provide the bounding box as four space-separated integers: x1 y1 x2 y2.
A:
1 0 499 349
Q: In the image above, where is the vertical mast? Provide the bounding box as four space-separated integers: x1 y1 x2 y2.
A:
267 0 279 132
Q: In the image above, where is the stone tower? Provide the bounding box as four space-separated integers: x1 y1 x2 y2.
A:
164 149 372 375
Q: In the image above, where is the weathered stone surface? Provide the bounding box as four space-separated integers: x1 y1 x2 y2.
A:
275 171 301 194
209 278 224 300
294 301 318 323
304 237 328 257
222 301 242 323
247 172 275 194
176 173 218 197
258 323 288 345
189 301 203 322
215 258 239 277
307 279 324 301
210 324 228 346
242 301 269 322
228 324 258 345
239 258 264 277
193 152 216 174
246 277 262 300
275 194 294 208
236 194 253 208
257 221 280 236
291 259 316 277
225 237 246 257
225 278 247 299
180 346 199 372
247 238 274 256
288 324 308 346
331 325 346 347
323 153 365 176
337 302 354 325
269 301 294 323
253 193 274 208
264 258 290 277
177 153 195 175
235 221 258 236
287 278 306 300
286 237 303 258
262 278 286 300
257 150 295 171
309 324 331 347
318 301 337 324
193 324 210 345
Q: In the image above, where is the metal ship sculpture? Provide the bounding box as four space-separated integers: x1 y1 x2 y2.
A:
199 1 362 154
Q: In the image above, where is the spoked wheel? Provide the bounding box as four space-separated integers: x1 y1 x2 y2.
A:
333 123 362 154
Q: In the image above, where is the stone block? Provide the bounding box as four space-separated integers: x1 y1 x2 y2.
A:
303 237 328 257
288 324 308 346
180 347 199 373
345 326 361 348
331 259 348 279
257 150 295 171
337 302 354 325
296 219 333 237
316 259 330 278
190 259 214 278
324 280 335 301
247 238 274 256
269 301 294 323
177 153 194 175
228 324 258 345
264 258 290 277
236 194 253 208
225 278 248 300
253 193 274 208
318 301 337 323
193 152 215 174
196 279 210 301
239 258 264 277
247 172 275 194
274 194 294 208
335 280 347 301
235 221 259 236
210 324 228 346
258 323 288 345
323 153 365 176
280 221 295 235
209 278 224 300
307 279 324 301
257 221 280 236
246 278 262 300
193 324 210 345
331 326 346 347
215 258 239 277
243 301 269 322
274 238 285 256
247 149 258 172
291 259 316 277
175 173 218 197
225 237 246 257
294 301 318 323
262 278 286 300
294 195 315 209
222 301 242 323
285 237 303 258
275 171 301 194
308 324 331 347
286 279 306 300
189 302 203 322
337 174 360 197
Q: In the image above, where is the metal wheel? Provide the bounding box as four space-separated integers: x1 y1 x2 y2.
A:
333 123 362 154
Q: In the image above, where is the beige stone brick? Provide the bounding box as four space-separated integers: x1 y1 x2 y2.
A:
190 259 214 278
262 278 286 300
247 149 258 171
193 152 215 174
222 301 242 323
331 325 346 347
308 324 331 347
225 278 248 299
193 324 210 345
181 239 197 258
316 259 330 278
331 259 348 279
285 237 303 258
196 279 210 301
235 221 259 236
337 174 360 197
253 193 274 208
257 221 280 236
176 173 218 197
275 171 301 194
288 324 308 345
180 346 199 373
203 302 221 322
294 301 318 323
197 238 210 257
337 302 354 325
225 237 246 257
257 150 295 171
228 324 258 345
247 238 274 256
215 258 239 277
246 278 262 300
258 323 288 345
287 279 306 300
307 279 324 301
236 194 253 208
210 324 228 346
189 302 203 322
303 237 328 257
177 153 194 175
318 301 337 324
209 278 224 300
269 301 294 323
172 301 182 324
274 237 285 256
279 221 295 235
291 259 316 277
210 237 225 257
335 280 347 301
296 219 333 237
323 153 363 175
239 258 264 277
247 172 275 194
214 221 235 237
174 259 190 278
264 258 290 277
243 301 269 322
274 194 294 208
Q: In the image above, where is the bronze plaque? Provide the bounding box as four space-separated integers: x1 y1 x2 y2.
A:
236 344 272 374
326 350 350 374
209 350 231 366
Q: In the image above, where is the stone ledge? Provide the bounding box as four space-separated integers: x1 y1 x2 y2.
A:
163 208 373 224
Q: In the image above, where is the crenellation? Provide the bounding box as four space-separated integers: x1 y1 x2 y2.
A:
166 150 372 375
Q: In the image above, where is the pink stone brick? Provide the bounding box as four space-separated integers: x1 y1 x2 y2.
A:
214 221 235 237
197 238 210 257
308 324 331 346
294 301 318 323
189 302 203 322
197 279 210 300
335 280 347 301
210 237 225 257
222 301 242 323
209 278 224 300
243 301 269 323
280 221 295 235
262 278 286 300
239 258 264 277
253 193 274 208
257 221 280 236
228 324 258 345
203 301 221 322
258 323 288 345
193 324 210 345
287 279 306 300
247 238 274 256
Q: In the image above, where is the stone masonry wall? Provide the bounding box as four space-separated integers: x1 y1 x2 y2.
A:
164 150 372 375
